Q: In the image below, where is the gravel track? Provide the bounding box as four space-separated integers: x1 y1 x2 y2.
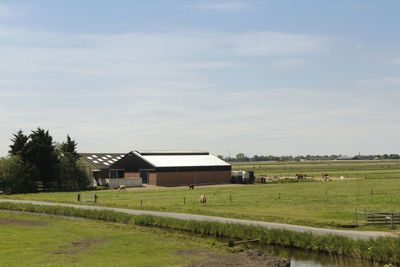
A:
0 199 396 240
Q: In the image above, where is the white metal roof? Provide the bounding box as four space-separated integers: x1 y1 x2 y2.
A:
137 150 208 155
139 154 230 168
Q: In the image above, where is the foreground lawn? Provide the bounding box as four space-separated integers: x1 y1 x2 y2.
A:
2 178 400 230
0 210 227 267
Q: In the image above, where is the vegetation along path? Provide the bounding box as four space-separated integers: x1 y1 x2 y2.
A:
0 199 396 241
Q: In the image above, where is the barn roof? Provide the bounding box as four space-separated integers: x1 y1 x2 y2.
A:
80 153 126 169
132 150 230 168
137 150 208 156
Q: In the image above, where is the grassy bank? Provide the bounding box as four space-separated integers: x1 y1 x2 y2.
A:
0 207 229 267
0 202 398 265
2 179 400 229
232 159 400 179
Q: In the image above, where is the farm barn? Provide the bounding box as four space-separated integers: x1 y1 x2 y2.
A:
78 153 141 188
109 150 231 186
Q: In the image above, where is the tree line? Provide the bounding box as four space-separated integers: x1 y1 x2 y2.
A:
0 128 89 193
218 153 400 162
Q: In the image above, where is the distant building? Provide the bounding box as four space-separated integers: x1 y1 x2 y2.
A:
79 150 231 187
78 153 126 186
110 150 231 186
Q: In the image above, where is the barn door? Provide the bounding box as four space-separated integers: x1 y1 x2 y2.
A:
140 170 148 184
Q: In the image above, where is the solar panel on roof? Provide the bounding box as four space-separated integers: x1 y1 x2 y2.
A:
108 160 113 164
87 157 93 160
104 162 109 166
92 155 97 158
93 160 99 163
106 155 111 158
98 158 103 162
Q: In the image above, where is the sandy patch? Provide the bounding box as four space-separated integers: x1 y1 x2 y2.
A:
51 238 105 255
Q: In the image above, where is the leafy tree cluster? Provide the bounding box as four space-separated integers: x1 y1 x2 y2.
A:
0 128 89 193
223 153 400 162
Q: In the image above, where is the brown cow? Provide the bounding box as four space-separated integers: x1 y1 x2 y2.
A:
118 185 127 191
296 173 307 179
199 195 207 203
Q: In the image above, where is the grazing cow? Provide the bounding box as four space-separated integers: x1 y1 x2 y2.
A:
199 195 207 203
118 185 127 191
189 184 195 190
296 173 307 179
322 173 329 181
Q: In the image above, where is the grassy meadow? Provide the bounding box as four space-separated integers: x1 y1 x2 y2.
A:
2 179 400 230
232 159 400 179
0 210 227 267
1 160 400 230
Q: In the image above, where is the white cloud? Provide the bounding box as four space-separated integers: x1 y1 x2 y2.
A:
179 61 247 69
390 57 400 65
230 31 330 56
271 59 309 70
0 4 13 19
355 77 400 87
0 4 28 20
190 1 250 12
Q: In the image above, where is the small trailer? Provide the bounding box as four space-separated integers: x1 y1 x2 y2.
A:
231 171 255 184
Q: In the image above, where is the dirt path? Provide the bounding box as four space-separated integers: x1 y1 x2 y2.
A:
0 199 396 240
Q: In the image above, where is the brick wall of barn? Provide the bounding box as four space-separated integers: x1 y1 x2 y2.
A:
124 172 139 178
151 170 231 186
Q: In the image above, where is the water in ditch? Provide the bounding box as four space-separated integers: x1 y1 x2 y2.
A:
1 210 385 266
259 243 383 267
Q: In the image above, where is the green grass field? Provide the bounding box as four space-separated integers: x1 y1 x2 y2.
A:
2 160 400 231
2 178 400 230
232 160 400 179
0 210 228 267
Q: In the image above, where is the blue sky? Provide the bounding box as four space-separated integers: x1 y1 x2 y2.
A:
0 1 399 157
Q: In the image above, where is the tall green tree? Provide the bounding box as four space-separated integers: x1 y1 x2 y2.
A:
60 135 80 161
58 135 88 190
25 128 59 190
9 130 28 158
0 156 36 193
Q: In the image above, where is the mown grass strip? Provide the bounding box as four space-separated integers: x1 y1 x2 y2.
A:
0 202 399 265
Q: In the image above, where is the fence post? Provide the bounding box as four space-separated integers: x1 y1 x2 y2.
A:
355 208 358 225
230 195 232 202
364 209 366 224
279 193 280 199
94 194 97 203
184 197 185 205
141 200 143 207
391 213 394 228
77 194 80 202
